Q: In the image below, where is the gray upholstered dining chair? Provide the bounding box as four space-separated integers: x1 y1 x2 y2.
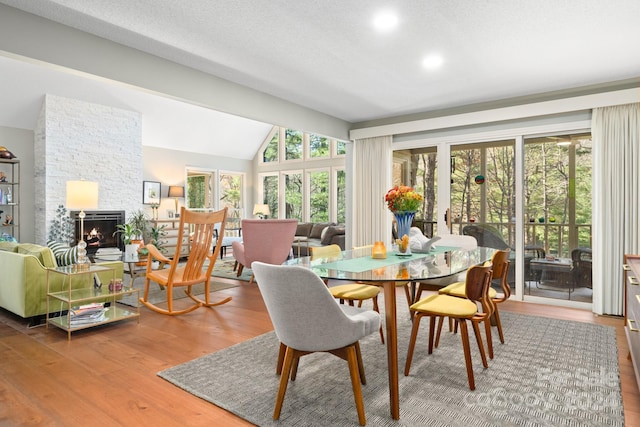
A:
252 262 381 426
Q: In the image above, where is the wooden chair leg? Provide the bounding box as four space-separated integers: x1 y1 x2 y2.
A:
273 347 295 420
435 316 445 348
458 320 475 391
354 341 366 384
276 342 286 374
471 320 489 368
290 355 301 381
236 264 244 277
346 345 367 426
484 317 494 359
428 315 437 354
494 305 505 344
404 312 422 376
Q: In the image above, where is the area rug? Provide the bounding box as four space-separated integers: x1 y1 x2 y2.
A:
158 302 623 426
117 279 239 307
210 258 253 282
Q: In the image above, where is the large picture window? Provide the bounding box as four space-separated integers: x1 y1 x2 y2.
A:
257 126 347 223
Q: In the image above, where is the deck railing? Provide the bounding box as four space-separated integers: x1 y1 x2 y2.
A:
415 220 592 258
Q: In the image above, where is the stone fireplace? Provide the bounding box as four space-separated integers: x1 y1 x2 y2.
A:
71 210 125 255
34 94 143 245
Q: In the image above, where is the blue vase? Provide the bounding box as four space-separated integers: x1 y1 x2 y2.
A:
393 211 416 242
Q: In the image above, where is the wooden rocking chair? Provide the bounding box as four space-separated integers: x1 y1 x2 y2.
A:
139 207 232 315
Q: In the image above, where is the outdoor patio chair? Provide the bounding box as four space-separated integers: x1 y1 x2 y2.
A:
572 247 593 289
463 224 545 284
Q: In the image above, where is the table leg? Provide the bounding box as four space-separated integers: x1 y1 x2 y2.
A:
382 281 400 419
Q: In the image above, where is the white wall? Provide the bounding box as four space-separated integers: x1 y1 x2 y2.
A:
34 94 142 244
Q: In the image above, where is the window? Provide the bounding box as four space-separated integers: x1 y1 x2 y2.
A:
219 172 243 211
187 169 215 209
257 126 346 223
309 134 330 158
285 172 303 220
285 129 303 160
261 174 279 218
335 168 346 224
308 170 329 222
263 129 279 162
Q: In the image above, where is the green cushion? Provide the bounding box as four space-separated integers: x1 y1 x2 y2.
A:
47 241 78 267
17 243 57 268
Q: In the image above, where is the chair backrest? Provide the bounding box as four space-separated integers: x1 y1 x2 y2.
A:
572 247 593 288
490 249 511 300
241 219 298 267
170 207 228 279
462 224 510 250
311 244 342 260
464 264 494 316
252 262 375 351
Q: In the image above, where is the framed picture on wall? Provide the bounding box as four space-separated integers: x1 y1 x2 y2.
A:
143 181 161 204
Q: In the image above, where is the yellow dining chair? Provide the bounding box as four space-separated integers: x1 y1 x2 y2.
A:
311 244 384 343
404 264 494 390
436 250 510 357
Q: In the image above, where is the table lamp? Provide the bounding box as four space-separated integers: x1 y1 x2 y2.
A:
253 204 270 219
66 180 99 268
168 185 184 216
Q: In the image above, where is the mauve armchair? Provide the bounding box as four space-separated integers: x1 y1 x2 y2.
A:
232 219 298 283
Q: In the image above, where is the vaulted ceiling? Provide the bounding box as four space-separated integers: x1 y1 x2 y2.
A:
1 0 639 158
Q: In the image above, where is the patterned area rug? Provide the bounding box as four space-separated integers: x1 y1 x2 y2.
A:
158 299 623 426
210 258 253 282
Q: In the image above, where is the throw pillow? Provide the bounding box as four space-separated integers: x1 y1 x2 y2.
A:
18 243 58 268
295 222 312 237
310 222 334 239
321 226 345 245
47 240 78 267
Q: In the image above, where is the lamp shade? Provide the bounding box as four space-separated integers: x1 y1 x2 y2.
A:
168 186 184 198
66 181 99 209
253 204 270 216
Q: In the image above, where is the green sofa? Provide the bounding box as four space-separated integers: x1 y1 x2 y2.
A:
0 242 124 319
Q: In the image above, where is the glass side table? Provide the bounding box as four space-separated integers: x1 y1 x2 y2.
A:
46 264 140 340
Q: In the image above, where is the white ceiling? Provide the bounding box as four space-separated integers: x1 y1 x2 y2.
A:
1 0 639 157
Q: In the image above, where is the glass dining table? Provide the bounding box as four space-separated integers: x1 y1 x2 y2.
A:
285 245 496 420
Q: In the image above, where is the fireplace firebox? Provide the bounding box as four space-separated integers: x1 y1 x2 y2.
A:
71 210 126 255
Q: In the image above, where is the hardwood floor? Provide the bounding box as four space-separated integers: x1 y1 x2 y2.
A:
0 276 638 426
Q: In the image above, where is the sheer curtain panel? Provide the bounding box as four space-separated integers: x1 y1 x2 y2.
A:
351 136 392 247
592 103 640 315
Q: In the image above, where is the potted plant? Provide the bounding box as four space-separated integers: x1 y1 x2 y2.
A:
113 222 143 259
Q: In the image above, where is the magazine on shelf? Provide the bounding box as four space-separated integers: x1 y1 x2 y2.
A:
69 303 107 325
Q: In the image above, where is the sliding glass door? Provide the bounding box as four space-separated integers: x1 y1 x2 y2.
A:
396 129 592 307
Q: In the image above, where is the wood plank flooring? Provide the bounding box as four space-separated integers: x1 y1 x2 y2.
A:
0 276 638 426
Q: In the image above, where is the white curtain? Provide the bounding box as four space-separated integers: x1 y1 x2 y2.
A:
350 136 392 246
592 103 640 315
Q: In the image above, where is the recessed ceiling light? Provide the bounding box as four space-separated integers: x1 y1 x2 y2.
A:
422 54 444 70
372 11 398 32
